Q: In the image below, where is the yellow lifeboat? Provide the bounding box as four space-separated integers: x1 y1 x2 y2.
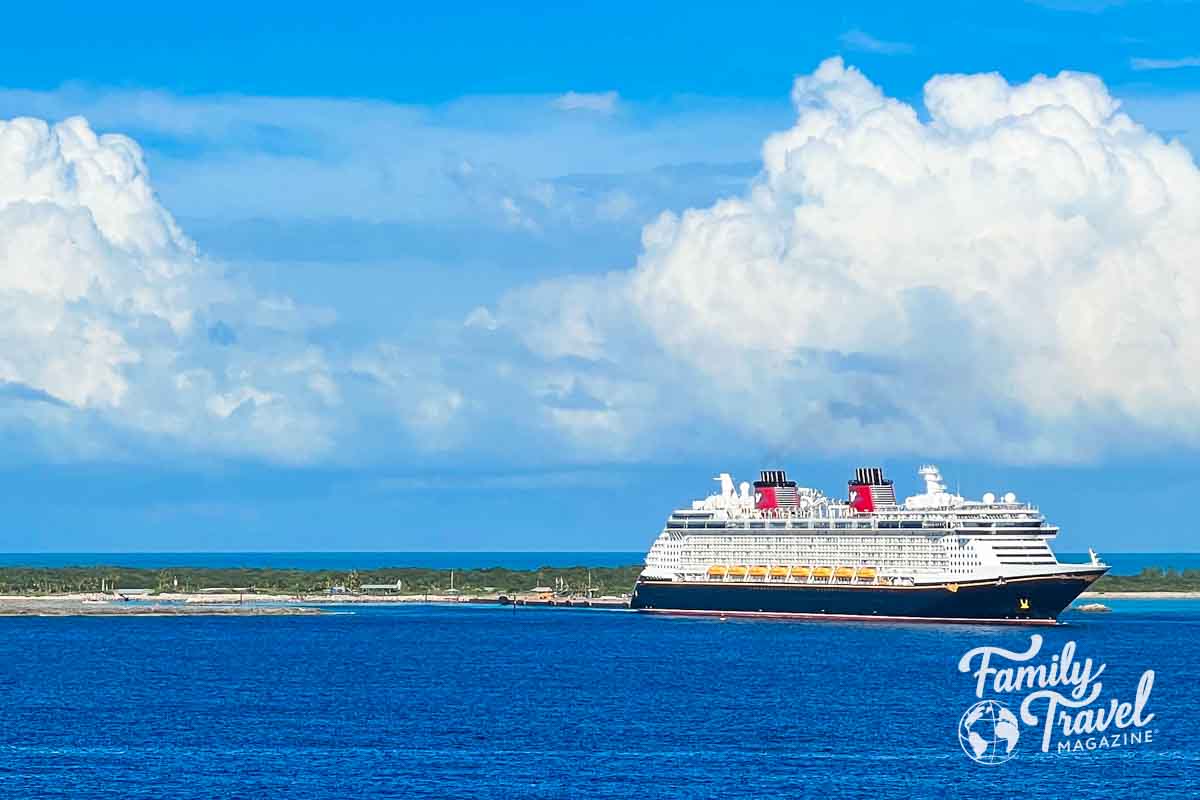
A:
729 566 749 577
791 566 811 578
769 566 789 578
835 566 855 579
749 566 768 577
707 565 727 577
811 566 833 578
857 567 877 580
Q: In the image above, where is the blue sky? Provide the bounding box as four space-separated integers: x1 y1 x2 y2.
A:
2 1 1200 552
3 1 1198 100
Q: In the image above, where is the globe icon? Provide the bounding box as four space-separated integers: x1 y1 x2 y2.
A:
958 699 1020 764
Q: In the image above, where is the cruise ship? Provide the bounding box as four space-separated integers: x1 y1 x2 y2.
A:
630 465 1108 624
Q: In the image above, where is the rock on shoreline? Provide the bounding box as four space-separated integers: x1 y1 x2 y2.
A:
1075 602 1112 613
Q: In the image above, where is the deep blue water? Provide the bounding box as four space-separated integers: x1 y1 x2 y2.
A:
0 603 1195 798
0 551 1196 574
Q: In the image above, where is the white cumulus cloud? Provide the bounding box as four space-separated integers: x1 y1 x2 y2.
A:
1130 56 1200 71
0 115 341 462
553 91 620 114
9 59 1200 469
481 57 1200 464
839 29 914 55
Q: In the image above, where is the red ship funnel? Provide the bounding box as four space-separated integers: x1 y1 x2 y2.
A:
753 469 796 509
848 466 893 512
848 484 874 512
755 486 778 509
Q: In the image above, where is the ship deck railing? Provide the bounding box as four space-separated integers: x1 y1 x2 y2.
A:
678 504 1041 521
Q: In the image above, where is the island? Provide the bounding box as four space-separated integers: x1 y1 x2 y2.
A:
0 564 641 615
0 564 1196 615
1080 567 1200 599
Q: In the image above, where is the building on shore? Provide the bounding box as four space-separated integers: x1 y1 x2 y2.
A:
361 582 404 594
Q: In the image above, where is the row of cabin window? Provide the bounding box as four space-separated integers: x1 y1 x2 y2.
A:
683 537 943 547
671 521 931 530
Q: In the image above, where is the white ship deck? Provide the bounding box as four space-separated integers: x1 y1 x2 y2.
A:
640 465 1105 587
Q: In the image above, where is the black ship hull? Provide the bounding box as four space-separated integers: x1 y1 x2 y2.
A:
630 568 1107 625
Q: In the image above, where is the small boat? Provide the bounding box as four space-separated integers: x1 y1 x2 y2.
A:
811 566 833 578
791 566 811 578
707 565 727 577
728 566 749 577
835 566 855 579
749 566 768 577
769 566 789 577
856 567 877 580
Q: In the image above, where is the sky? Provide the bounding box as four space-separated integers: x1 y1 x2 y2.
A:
2 0 1200 552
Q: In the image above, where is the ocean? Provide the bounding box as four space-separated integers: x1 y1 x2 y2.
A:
0 601 1194 798
0 551 1196 574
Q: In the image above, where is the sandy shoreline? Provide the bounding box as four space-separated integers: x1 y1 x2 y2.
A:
0 599 327 616
0 592 485 615
0 592 472 618
0 592 494 603
0 592 629 616
9 590 1194 601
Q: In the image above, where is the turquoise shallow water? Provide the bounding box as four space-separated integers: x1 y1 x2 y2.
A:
0 600 1195 798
